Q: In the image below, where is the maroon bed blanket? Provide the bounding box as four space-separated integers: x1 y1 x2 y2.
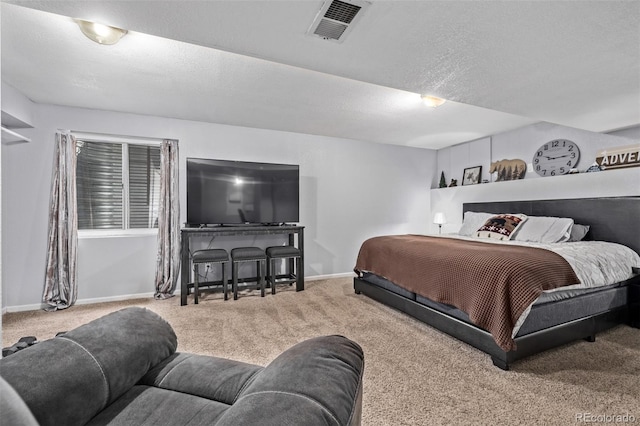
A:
354 235 580 351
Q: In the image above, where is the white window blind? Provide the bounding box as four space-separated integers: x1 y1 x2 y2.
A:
76 139 161 230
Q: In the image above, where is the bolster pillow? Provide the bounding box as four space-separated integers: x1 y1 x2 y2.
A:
0 307 177 426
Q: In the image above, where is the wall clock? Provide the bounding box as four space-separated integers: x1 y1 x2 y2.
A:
532 139 580 177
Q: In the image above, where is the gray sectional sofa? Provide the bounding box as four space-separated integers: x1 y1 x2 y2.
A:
0 307 364 426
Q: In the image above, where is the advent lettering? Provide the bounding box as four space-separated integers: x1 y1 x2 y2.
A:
595 144 640 170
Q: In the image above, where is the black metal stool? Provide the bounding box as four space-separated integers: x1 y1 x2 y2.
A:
266 246 302 295
231 247 266 300
192 249 229 304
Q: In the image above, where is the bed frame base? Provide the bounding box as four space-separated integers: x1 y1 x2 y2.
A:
354 277 628 370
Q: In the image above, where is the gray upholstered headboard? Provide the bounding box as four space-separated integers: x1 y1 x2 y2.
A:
463 197 640 255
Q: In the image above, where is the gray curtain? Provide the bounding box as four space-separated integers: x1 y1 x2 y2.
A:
42 132 78 311
154 139 180 299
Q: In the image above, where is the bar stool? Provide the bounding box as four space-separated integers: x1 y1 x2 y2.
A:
266 246 302 295
231 247 266 300
192 249 229 304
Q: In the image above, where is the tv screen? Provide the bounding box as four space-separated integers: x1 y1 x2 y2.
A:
186 158 299 225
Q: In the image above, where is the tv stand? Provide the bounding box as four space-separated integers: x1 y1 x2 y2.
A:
185 223 292 228
180 224 305 306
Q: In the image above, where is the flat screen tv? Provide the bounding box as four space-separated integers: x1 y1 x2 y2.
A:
186 158 299 226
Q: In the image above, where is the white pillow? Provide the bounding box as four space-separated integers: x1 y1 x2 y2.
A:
458 212 494 236
512 216 574 243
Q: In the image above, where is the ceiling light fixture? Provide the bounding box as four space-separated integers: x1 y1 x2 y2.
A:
76 19 127 45
421 95 447 108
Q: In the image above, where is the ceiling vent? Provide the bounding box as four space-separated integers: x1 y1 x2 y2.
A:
307 0 369 43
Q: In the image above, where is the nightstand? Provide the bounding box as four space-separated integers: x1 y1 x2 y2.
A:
630 267 640 329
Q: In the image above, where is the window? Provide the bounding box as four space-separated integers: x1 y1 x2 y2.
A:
76 138 161 230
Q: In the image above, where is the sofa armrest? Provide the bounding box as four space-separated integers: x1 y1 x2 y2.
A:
216 335 364 426
0 376 38 426
0 307 177 426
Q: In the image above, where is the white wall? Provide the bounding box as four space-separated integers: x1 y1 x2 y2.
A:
608 126 640 140
1 83 33 127
435 121 639 188
1 103 436 310
4 98 636 310
431 168 640 233
1 80 3 328
430 122 640 233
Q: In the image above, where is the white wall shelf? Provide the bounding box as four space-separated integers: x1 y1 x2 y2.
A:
1 126 31 144
1 110 33 144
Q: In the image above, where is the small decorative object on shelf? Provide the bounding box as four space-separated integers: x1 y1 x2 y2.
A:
439 171 447 188
586 163 602 173
490 159 526 181
532 139 580 177
595 144 640 171
449 179 457 187
462 166 482 185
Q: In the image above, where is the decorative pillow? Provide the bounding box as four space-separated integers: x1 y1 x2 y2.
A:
512 216 574 243
475 214 527 240
568 224 590 242
458 212 494 236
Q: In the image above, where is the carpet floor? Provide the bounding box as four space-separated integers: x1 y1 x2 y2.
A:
3 277 639 425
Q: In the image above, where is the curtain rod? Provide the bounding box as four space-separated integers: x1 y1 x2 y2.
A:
62 130 166 144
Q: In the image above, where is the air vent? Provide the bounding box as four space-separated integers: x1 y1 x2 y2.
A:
307 0 369 43
325 0 361 23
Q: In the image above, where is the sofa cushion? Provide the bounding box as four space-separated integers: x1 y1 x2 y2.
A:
85 385 230 426
139 353 262 405
0 307 177 426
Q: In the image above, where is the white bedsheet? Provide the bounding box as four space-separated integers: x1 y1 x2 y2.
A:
439 234 640 337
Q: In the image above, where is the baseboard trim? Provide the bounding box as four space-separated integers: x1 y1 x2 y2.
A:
1 273 356 313
3 292 156 313
305 272 354 281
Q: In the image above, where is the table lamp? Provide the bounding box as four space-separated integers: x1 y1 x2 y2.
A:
433 212 446 234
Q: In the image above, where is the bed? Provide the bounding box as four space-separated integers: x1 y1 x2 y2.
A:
353 197 640 370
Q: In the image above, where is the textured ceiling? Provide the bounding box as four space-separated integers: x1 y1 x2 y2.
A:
2 1 638 149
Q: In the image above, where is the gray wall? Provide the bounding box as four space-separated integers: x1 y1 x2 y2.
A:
1 103 436 310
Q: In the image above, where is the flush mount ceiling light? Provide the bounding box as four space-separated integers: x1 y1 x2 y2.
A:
76 19 127 45
421 95 447 108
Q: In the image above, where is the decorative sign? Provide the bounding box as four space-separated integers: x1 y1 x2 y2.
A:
595 144 640 170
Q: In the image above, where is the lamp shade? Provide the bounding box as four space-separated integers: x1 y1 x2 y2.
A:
433 212 446 225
